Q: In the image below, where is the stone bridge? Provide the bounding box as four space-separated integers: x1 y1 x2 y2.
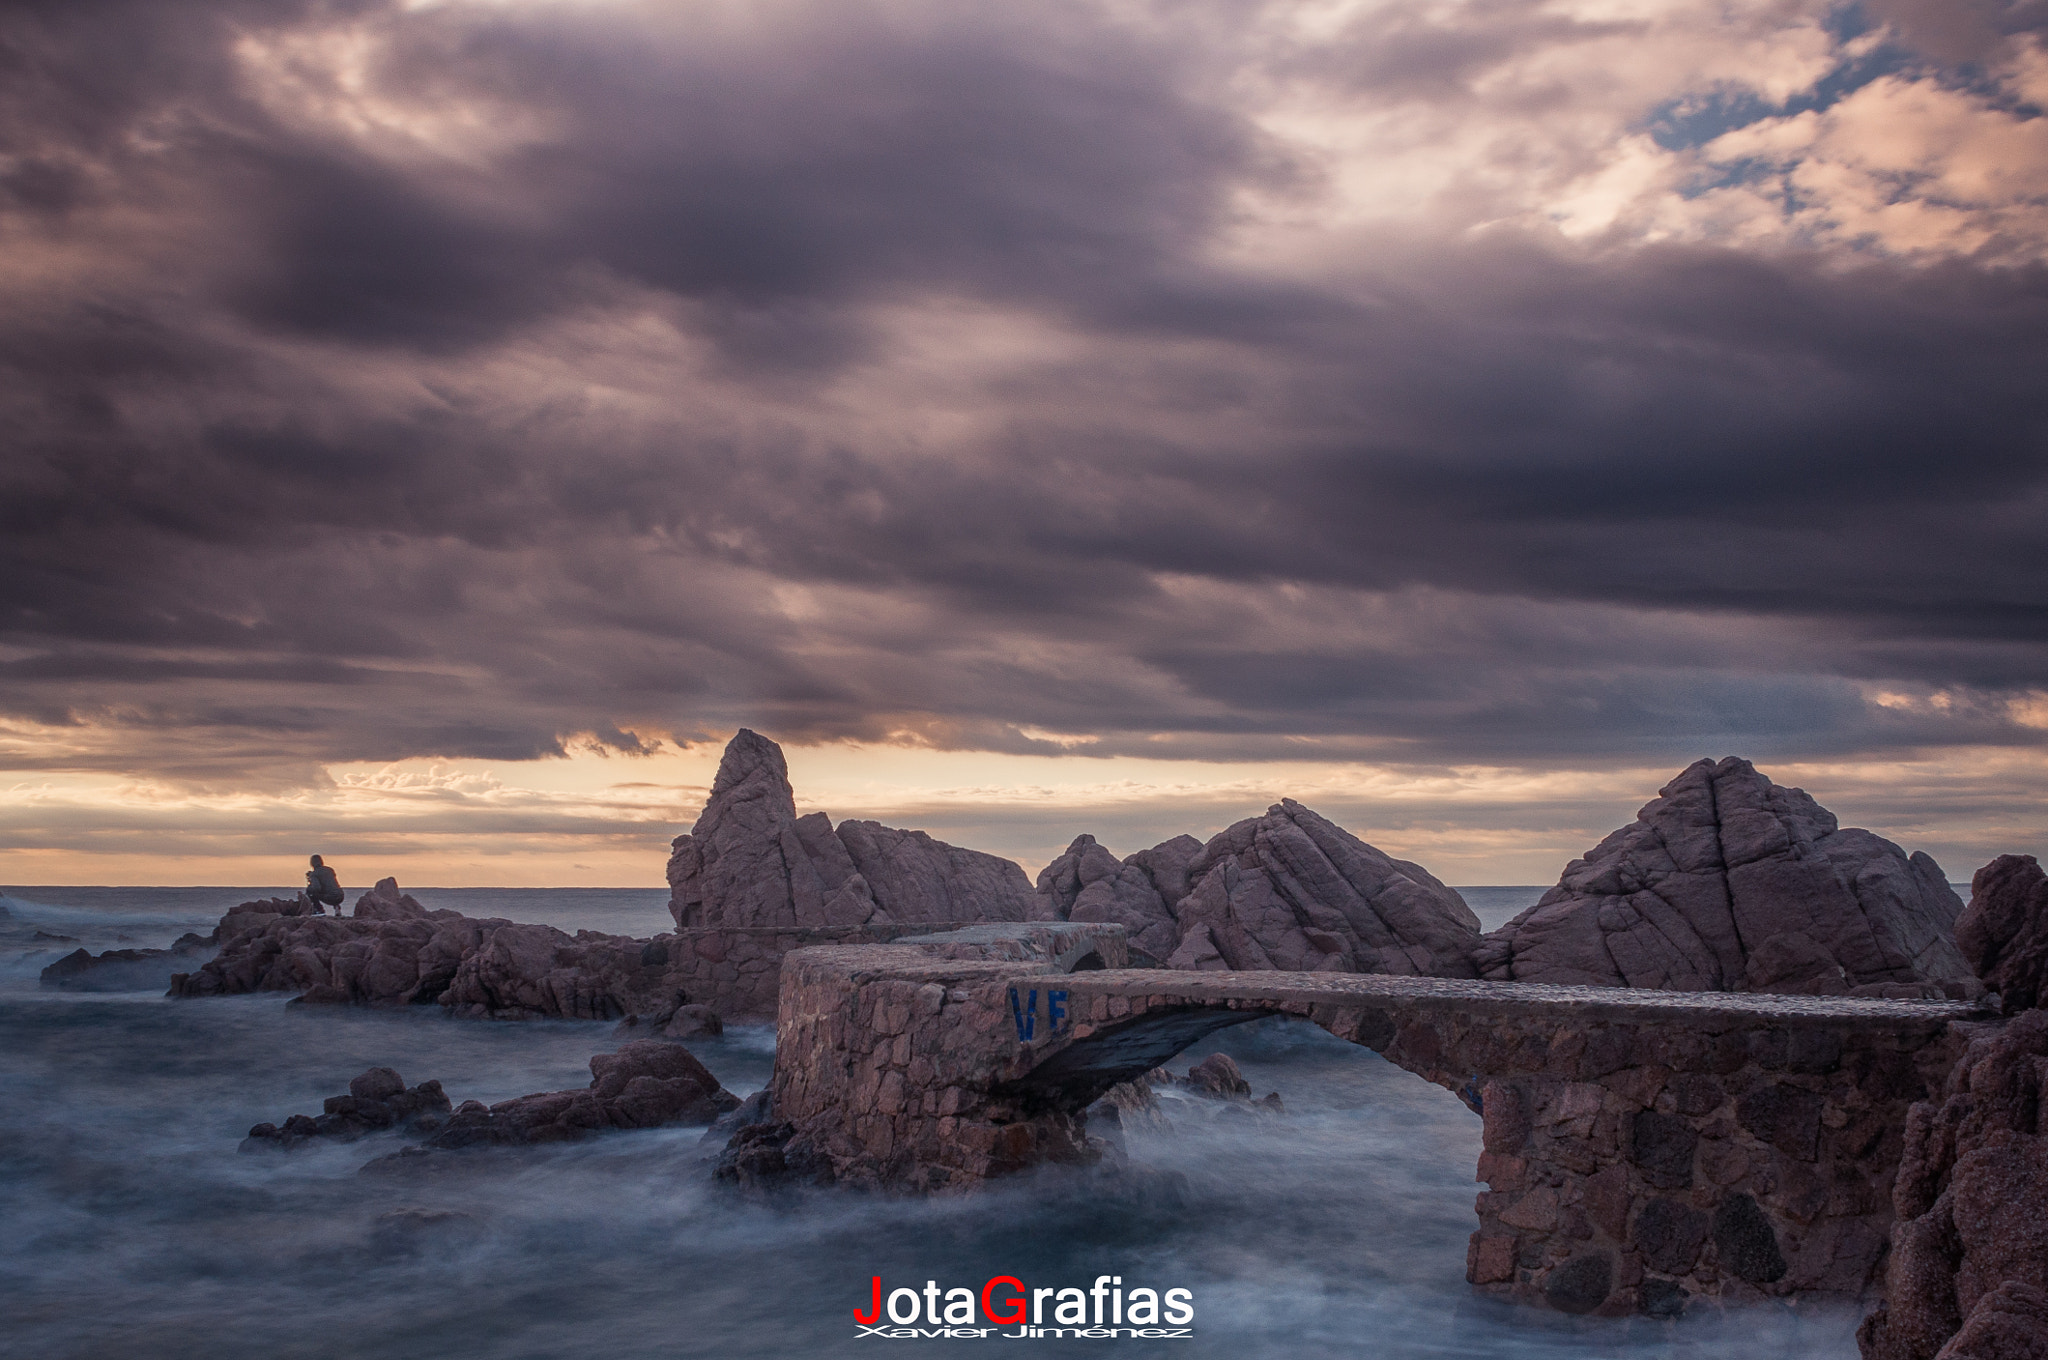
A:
766 921 1987 1317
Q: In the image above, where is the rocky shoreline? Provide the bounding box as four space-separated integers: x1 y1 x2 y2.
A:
33 728 2048 1354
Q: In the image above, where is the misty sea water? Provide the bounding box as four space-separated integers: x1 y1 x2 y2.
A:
0 886 1866 1359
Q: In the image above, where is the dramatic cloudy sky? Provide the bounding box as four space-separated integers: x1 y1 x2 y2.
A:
4 0 2047 887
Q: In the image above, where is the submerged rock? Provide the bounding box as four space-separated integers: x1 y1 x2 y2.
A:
665 729 1044 929
41 931 218 992
411 1040 740 1151
241 1068 454 1151
1082 1079 1174 1145
1477 758 1977 997
614 1001 724 1041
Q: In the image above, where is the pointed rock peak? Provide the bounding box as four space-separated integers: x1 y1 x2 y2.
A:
691 729 800 839
1486 756 1970 995
710 729 791 798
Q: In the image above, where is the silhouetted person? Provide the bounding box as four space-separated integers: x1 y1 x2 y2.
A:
305 855 344 915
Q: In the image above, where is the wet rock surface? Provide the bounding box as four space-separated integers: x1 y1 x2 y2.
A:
666 729 1043 930
1477 757 1977 998
41 931 218 991
241 1068 454 1151
409 1041 741 1152
253 1044 744 1169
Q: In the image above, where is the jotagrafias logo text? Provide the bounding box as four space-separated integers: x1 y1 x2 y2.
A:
854 1275 1195 1339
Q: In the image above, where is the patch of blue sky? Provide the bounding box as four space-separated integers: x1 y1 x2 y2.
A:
1641 3 1921 155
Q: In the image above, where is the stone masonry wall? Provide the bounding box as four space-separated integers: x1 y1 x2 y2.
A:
663 923 997 1020
763 923 1982 1316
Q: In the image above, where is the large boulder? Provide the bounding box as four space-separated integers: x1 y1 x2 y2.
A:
665 729 1043 928
1167 799 1482 976
1035 833 1199 964
1956 854 2048 1014
1475 758 1977 997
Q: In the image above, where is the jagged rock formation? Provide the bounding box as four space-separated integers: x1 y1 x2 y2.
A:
1165 799 1482 976
172 878 679 1020
1861 1009 2048 1360
241 1067 454 1151
1476 758 1976 998
41 930 218 991
1956 854 2048 1015
1035 833 1199 963
666 729 1043 928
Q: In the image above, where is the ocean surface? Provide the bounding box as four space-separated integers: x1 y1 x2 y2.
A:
0 886 1865 1359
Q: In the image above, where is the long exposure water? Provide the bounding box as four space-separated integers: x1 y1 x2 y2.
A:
0 886 1866 1358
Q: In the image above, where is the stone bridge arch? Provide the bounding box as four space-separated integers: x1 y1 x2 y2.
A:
766 921 1979 1317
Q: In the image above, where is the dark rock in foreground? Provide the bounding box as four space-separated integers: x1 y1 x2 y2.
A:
242 1067 453 1151
409 1040 740 1152
666 728 1045 930
41 931 218 991
1956 854 2048 1015
1478 758 1977 998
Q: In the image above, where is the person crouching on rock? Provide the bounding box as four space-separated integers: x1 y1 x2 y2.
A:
304 855 345 915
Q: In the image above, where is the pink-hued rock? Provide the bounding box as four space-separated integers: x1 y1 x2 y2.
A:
1862 1009 2048 1360
171 878 678 1020
1169 799 1482 976
1956 855 2048 1015
666 730 1043 929
1035 833 1197 963
1478 758 1977 997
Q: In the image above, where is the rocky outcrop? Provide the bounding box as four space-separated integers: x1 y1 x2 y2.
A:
1956 855 2048 1015
241 1067 453 1151
1859 862 2048 1360
40 930 217 992
1477 758 1977 998
410 1041 740 1150
1035 833 1198 964
172 878 679 1020
1166 799 1482 977
665 729 1043 929
1860 1011 2048 1360
435 920 676 1020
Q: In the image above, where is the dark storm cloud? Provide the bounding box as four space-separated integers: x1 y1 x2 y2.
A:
2 0 2047 782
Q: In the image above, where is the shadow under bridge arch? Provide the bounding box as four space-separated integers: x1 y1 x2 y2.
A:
993 1004 1289 1114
